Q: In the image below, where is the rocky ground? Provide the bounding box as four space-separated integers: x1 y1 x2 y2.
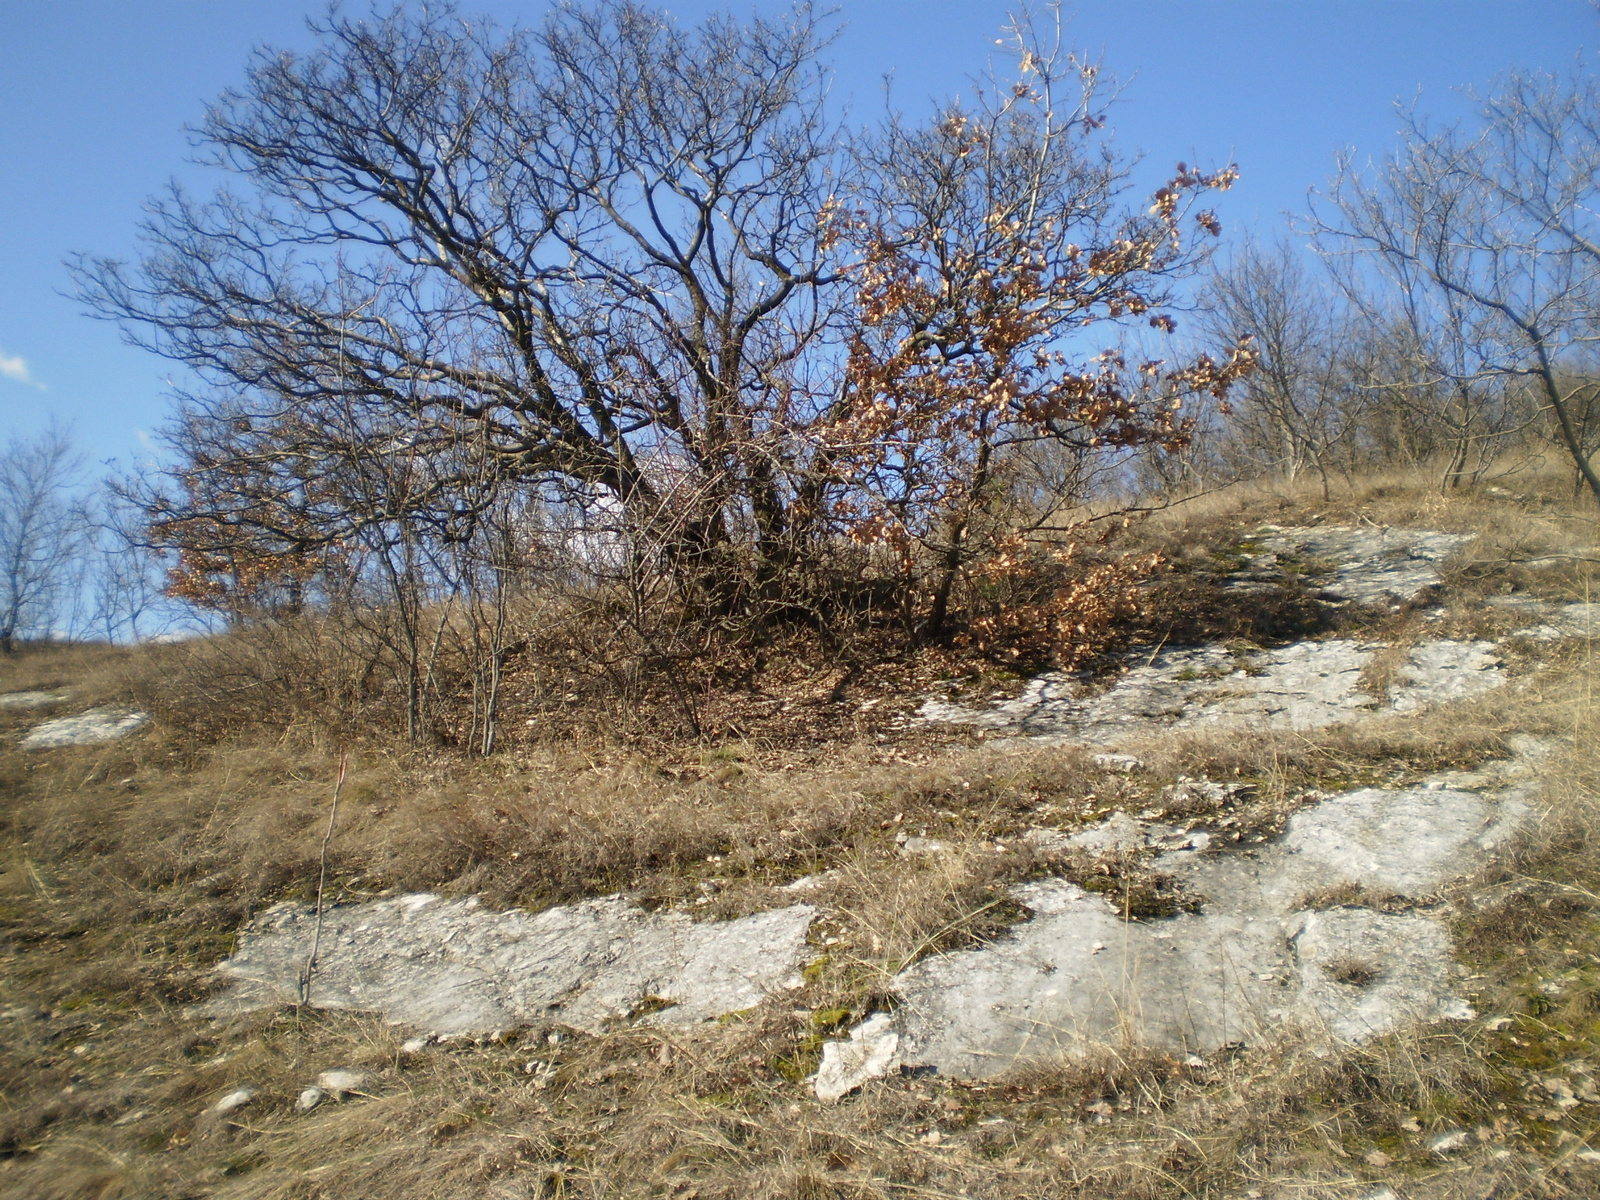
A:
169 526 1562 1093
3 487 1600 1199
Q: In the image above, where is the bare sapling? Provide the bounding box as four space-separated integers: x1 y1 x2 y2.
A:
299 750 350 1006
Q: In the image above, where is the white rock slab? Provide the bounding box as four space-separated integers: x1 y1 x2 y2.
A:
921 526 1496 744
894 882 1291 1074
1289 909 1475 1041
206 892 816 1035
889 771 1530 1077
21 707 149 749
1390 641 1507 712
1253 526 1473 606
1174 784 1529 914
920 639 1502 744
0 690 68 709
1505 602 1600 641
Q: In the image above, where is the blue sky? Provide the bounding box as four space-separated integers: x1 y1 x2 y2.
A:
0 1 1592 471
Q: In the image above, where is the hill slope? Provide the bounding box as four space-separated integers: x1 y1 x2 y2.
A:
3 475 1599 1200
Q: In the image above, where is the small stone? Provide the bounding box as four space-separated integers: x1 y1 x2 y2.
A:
1360 1189 1398 1200
315 1069 369 1096
1092 753 1142 773
295 1087 326 1112
1429 1129 1469 1154
1399 1116 1422 1133
400 1036 430 1054
1542 1077 1579 1108
919 1129 943 1146
813 1014 900 1103
780 873 830 893
209 1087 256 1115
1065 811 1149 854
1364 1150 1392 1167
899 837 946 855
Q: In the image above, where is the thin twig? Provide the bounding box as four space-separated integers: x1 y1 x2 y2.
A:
1144 627 1172 668
1513 874 1600 906
24 855 53 900
299 751 349 1006
1461 553 1600 569
890 897 1003 974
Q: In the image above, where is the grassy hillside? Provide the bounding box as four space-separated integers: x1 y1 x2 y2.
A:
3 471 1599 1199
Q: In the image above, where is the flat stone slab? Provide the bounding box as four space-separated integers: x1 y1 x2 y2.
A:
870 766 1532 1080
21 707 149 749
1504 601 1600 641
921 526 1497 745
1251 526 1473 606
892 889 1471 1076
920 639 1503 744
0 690 68 709
206 892 816 1035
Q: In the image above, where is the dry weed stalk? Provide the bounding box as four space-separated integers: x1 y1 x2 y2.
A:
298 750 349 1006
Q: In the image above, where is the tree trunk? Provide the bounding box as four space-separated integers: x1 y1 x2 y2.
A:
926 433 996 640
1534 342 1600 508
1442 437 1470 493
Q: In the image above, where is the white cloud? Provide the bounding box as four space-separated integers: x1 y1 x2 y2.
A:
0 350 43 389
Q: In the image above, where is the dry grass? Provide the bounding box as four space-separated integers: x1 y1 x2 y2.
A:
3 470 1600 1198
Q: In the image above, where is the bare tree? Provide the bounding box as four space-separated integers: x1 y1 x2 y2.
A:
74 0 844 617
1199 237 1365 497
1339 303 1536 491
1311 68 1600 506
67 0 1258 732
71 481 219 644
77 1 1246 606
0 428 84 653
